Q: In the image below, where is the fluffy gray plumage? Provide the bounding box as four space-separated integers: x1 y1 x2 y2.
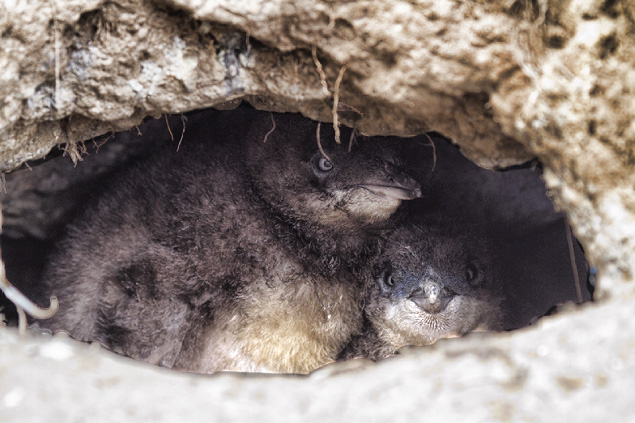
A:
37 107 422 374
339 219 503 361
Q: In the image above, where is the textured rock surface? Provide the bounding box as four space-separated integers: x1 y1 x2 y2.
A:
1 0 539 172
1 0 634 288
1 295 634 422
1 0 634 421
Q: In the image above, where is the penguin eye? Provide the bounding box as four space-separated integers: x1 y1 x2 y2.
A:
382 271 395 288
465 263 480 285
318 157 333 172
376 262 394 291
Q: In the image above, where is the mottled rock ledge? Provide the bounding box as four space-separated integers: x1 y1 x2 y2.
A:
1 294 634 422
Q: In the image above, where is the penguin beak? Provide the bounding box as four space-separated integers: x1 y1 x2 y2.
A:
359 163 422 200
360 185 422 200
409 281 455 314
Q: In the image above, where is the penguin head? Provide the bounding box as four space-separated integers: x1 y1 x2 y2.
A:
365 222 503 348
245 112 422 230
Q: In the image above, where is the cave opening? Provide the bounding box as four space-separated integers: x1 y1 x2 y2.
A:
0 105 592 373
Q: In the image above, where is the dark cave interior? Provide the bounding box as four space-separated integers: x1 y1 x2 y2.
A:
0 106 593 361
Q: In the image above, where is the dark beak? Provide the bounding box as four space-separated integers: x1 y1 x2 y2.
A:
360 162 422 200
409 281 455 314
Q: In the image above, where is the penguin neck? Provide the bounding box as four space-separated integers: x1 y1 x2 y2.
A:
304 220 385 262
263 203 388 275
289 213 387 271
245 175 392 274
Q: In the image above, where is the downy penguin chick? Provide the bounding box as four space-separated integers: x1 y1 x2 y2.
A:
339 220 503 361
37 107 422 374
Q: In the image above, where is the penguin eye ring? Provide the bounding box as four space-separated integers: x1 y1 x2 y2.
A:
465 263 479 285
318 157 333 172
381 270 394 288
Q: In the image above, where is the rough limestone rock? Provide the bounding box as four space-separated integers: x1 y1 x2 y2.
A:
1 296 634 422
1 0 634 421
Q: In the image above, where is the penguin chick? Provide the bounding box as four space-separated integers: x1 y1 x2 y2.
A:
339 220 503 361
38 107 422 374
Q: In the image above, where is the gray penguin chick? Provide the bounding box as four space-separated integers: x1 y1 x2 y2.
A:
339 220 503 361
37 107 422 374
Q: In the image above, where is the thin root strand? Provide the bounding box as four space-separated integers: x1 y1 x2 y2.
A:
423 133 437 173
316 122 332 162
348 128 358 153
177 114 188 151
332 65 347 144
262 113 277 143
165 114 174 142
311 45 330 96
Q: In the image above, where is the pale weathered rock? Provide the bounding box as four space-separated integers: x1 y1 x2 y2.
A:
1 294 634 422
1 0 541 173
1 0 634 421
